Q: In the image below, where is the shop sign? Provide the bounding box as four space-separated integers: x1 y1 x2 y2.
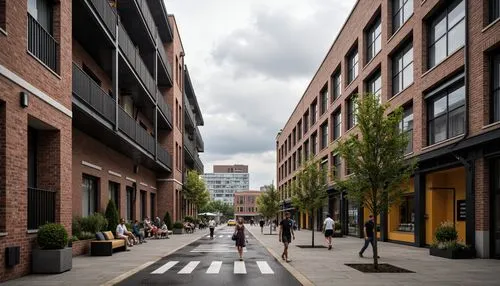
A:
457 200 466 221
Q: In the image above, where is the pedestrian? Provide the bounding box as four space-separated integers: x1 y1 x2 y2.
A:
259 219 265 233
323 214 334 250
279 212 295 262
359 214 380 258
208 218 216 239
234 217 247 261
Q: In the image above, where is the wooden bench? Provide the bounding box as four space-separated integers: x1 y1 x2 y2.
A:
91 231 127 256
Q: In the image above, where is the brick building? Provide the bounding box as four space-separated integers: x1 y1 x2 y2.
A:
0 0 204 281
276 0 500 259
234 191 262 222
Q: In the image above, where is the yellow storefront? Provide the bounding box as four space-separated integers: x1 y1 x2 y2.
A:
387 178 415 243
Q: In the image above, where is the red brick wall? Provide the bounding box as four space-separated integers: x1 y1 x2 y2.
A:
475 157 489 231
71 239 91 257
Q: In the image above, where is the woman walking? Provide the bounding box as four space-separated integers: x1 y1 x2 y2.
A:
234 217 246 261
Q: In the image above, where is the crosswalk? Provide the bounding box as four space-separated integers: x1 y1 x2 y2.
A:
150 260 275 275
204 235 249 239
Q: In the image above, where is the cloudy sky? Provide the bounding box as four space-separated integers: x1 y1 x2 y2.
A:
164 0 356 189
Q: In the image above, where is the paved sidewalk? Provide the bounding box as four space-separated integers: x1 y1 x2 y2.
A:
3 229 214 286
247 225 500 286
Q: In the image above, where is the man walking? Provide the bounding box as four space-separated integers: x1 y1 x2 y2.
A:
359 215 379 258
259 219 265 233
208 218 216 239
323 214 335 250
279 212 295 262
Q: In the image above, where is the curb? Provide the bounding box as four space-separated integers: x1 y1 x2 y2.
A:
247 227 314 286
100 230 210 286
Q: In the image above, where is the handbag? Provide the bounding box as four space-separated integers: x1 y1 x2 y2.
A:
231 233 237 241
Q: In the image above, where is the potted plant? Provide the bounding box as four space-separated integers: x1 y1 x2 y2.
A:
429 221 475 259
333 222 343 237
173 222 184 234
32 223 72 273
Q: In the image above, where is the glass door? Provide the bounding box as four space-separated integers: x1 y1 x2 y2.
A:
493 159 500 258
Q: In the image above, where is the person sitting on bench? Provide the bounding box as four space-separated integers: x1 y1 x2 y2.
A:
116 219 135 247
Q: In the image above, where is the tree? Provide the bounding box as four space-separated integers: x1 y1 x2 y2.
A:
291 157 328 247
105 200 119 235
256 184 280 234
184 170 211 214
333 93 416 269
163 211 173 230
200 200 234 219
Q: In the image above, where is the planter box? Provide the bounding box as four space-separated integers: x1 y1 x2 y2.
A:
173 228 183 234
32 247 72 273
71 239 92 256
429 247 476 259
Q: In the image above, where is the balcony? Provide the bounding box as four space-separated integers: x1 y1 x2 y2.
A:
87 0 117 38
117 0 157 53
118 107 155 155
27 13 58 73
157 143 172 168
184 93 196 129
118 23 156 100
195 127 204 152
183 133 197 161
146 0 173 42
194 156 204 174
157 90 173 129
157 39 173 87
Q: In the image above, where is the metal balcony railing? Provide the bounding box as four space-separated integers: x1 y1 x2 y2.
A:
157 143 172 168
89 0 117 37
27 13 58 73
72 64 116 123
27 187 56 230
118 24 156 99
157 90 173 126
195 157 204 174
194 126 204 152
184 93 196 128
157 38 172 80
183 133 197 160
135 0 157 39
118 106 155 154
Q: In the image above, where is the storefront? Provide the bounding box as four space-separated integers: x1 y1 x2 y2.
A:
491 158 500 259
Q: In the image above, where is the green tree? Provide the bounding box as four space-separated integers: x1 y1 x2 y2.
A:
291 158 328 247
105 200 119 235
200 200 234 218
333 93 416 269
256 184 280 234
184 170 211 214
164 211 173 230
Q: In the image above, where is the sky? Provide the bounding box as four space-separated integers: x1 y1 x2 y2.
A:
164 0 356 189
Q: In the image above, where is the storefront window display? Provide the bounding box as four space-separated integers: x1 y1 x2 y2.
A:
398 195 415 232
348 202 359 236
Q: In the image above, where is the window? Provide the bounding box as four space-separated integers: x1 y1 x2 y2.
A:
428 0 465 68
392 43 413 95
320 157 328 183
297 147 302 166
367 70 382 100
150 193 156 218
304 140 309 159
366 17 382 62
297 120 302 140
82 175 98 217
397 195 415 232
27 0 58 72
310 100 318 125
320 122 328 150
140 190 147 220
345 159 352 175
320 87 328 115
492 53 500 123
427 80 465 144
490 0 500 23
393 0 413 33
332 71 341 101
109 181 120 208
288 135 291 151
292 153 296 171
311 132 318 156
332 109 342 140
347 49 359 84
347 95 357 129
126 186 135 221
332 154 341 179
400 105 414 153
303 112 309 134
292 128 297 146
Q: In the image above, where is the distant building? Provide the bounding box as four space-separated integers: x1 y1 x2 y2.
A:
260 185 271 192
234 191 262 221
202 164 249 205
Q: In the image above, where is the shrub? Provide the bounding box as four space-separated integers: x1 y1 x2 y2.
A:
72 216 82 238
431 240 469 250
105 200 120 235
78 213 108 234
435 221 458 242
71 235 79 242
334 222 342 231
164 212 173 230
173 222 184 229
37 223 69 250
184 216 194 223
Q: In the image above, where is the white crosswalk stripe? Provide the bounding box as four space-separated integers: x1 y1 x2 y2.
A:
178 261 200 274
151 261 179 274
206 261 222 274
234 261 246 274
218 235 224 238
256 261 274 274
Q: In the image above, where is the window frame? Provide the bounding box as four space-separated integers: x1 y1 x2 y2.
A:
347 95 357 130
366 16 382 62
332 109 342 141
367 70 382 100
310 100 318 125
311 132 318 156
320 86 329 115
400 105 414 154
491 52 500 123
332 70 342 102
347 48 359 84
392 0 414 33
320 122 328 150
332 154 341 179
392 42 414 96
490 0 500 24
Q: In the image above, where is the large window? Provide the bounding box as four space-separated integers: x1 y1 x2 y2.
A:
297 147 302 166
320 122 328 150
400 105 414 153
126 186 135 221
332 154 341 179
397 195 415 232
304 140 309 160
303 112 309 134
366 17 382 62
150 193 156 219
140 190 147 221
109 181 120 208
311 132 318 156
428 0 465 68
332 70 341 101
310 100 318 125
393 0 413 33
292 128 297 146
492 53 500 123
427 80 465 145
297 120 302 140
392 43 413 95
347 95 357 130
27 0 58 72
320 87 328 115
347 49 359 84
367 70 382 100
332 109 342 140
490 0 500 23
82 175 98 217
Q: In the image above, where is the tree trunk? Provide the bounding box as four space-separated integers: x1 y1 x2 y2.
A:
311 210 315 248
269 219 272 235
373 214 379 270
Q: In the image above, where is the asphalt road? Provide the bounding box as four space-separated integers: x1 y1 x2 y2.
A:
117 226 302 286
